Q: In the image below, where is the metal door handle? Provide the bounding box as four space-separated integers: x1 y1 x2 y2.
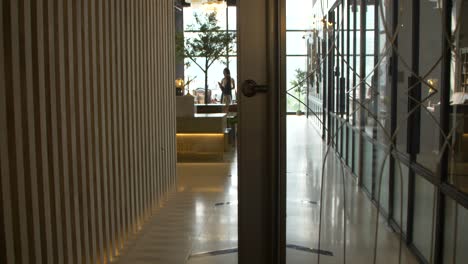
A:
242 79 268 97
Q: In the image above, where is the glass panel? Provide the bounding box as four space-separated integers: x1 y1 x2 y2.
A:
365 31 375 55
335 118 339 149
443 197 468 264
355 4 361 29
444 197 456 263
416 0 442 172
354 57 361 103
184 30 236 56
286 31 309 55
333 116 337 147
375 1 392 146
286 0 315 30
444 197 468 264
456 204 468 262
342 2 348 55
184 7 227 30
363 55 377 136
365 56 375 77
342 121 346 155
306 28 323 125
374 146 390 213
354 131 360 175
338 119 343 155
336 118 340 153
348 128 354 168
183 7 202 30
333 7 341 115
342 3 349 122
395 0 413 154
183 32 200 43
343 126 348 161
287 56 308 112
363 138 373 193
349 3 358 128
182 6 237 105
448 0 468 194
185 57 237 102
367 2 392 214
393 162 408 232
366 4 375 30
227 7 236 30
207 60 228 102
185 57 206 94
412 175 435 261
330 115 335 146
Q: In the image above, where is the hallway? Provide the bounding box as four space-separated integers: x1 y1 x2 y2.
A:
114 116 418 263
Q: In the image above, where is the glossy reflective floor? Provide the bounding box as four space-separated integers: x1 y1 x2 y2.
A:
115 116 418 264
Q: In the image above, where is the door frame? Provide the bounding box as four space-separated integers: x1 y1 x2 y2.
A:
237 0 286 263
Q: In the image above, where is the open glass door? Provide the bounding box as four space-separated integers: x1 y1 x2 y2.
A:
176 0 287 263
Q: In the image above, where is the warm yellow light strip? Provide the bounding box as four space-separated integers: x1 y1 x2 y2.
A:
176 133 224 137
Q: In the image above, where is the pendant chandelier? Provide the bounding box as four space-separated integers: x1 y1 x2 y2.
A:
186 0 227 11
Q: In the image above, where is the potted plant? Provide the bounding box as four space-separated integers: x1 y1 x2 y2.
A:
176 12 236 104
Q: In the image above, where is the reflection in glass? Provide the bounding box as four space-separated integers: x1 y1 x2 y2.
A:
354 131 360 175
374 147 390 213
286 31 310 55
393 163 408 233
413 175 435 261
348 129 353 168
375 1 392 146
306 29 324 127
363 139 373 193
416 0 442 172
395 0 413 154
449 0 468 194
287 57 308 112
443 197 468 264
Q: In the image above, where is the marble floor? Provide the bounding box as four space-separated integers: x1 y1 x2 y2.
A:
115 116 418 264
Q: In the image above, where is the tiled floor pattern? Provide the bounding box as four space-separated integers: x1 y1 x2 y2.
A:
115 116 418 263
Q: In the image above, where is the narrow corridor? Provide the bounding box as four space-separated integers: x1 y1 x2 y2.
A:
115 116 418 263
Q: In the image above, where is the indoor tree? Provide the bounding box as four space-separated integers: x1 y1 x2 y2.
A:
289 68 308 114
176 12 236 104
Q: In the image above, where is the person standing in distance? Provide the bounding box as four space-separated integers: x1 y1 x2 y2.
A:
218 68 235 113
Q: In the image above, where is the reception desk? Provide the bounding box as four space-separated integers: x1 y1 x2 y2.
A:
176 113 228 161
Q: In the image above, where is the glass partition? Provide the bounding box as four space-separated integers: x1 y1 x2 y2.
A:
299 1 468 263
444 197 468 264
416 0 443 172
395 0 413 155
286 0 315 113
412 175 436 260
448 0 468 195
393 162 409 233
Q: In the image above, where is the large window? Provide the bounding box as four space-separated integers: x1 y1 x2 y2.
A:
309 0 468 263
286 0 315 113
182 6 237 104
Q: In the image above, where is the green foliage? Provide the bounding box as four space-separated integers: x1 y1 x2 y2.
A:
176 12 236 103
289 68 308 111
290 68 308 95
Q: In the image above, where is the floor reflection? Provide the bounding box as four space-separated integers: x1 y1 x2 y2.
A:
116 116 418 264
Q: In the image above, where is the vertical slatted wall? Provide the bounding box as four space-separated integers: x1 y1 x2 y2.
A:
0 0 178 263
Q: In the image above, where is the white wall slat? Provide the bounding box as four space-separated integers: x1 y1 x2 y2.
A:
1 1 177 263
